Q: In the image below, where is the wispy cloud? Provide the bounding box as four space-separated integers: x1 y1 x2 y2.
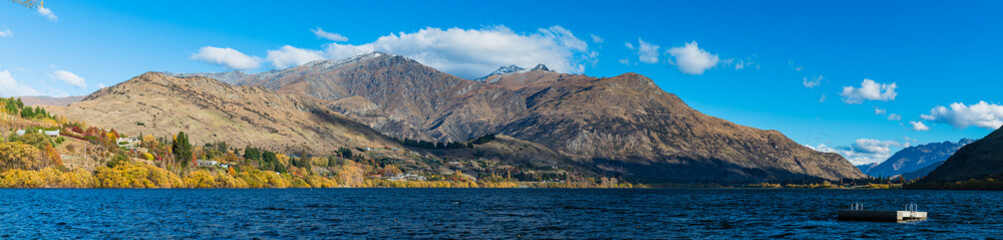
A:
0 26 11 38
910 121 929 131
803 75 822 88
0 70 41 97
590 34 604 44
267 45 325 69
37 6 58 22
807 138 905 165
52 70 86 88
887 113 901 121
635 38 660 64
311 27 348 42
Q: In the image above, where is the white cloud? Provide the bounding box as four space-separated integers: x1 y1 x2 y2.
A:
808 139 905 165
0 70 41 97
311 28 348 42
667 41 720 75
920 101 1003 130
887 113 901 121
840 79 897 104
634 38 660 64
590 34 604 44
819 94 827 103
618 58 629 65
805 143 838 153
853 139 901 155
874 107 886 115
190 46 261 70
625 42 634 50
37 6 58 22
0 26 11 37
798 74 822 88
910 121 930 131
52 70 85 88
321 25 593 79
267 45 325 69
97 83 106 89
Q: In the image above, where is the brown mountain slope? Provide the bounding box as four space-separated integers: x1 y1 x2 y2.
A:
62 72 401 154
497 73 864 182
915 127 1003 183
202 52 866 182
236 53 525 142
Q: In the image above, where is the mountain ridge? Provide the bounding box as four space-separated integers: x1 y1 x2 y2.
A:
862 139 974 179
113 52 867 182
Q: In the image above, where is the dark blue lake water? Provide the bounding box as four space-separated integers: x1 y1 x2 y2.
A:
0 188 1000 239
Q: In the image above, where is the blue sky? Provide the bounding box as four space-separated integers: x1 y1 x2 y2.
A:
2 0 1002 164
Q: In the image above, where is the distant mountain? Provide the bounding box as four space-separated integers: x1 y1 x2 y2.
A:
901 160 945 181
915 127 1003 183
19 95 85 107
177 52 864 183
62 72 402 154
863 139 974 179
856 163 878 174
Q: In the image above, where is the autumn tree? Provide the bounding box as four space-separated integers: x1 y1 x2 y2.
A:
0 141 43 170
8 0 44 9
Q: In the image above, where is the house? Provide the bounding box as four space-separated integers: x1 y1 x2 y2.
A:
196 160 219 167
117 137 140 147
15 129 25 136
44 129 59 137
117 137 140 150
388 173 427 181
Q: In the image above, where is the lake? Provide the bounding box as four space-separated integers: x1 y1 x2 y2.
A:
0 188 999 239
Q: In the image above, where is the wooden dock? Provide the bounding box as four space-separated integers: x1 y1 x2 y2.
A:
837 203 927 222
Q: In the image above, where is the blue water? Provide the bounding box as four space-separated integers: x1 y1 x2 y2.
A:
0 189 1000 239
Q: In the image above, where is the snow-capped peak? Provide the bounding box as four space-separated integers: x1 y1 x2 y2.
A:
474 64 553 81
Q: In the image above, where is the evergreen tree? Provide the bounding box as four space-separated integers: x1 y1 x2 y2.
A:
244 146 261 161
172 131 193 167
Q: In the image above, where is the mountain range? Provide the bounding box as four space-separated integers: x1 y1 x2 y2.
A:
55 52 866 183
860 139 974 180
916 127 1003 183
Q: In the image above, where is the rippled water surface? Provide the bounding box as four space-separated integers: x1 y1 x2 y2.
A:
0 188 1000 239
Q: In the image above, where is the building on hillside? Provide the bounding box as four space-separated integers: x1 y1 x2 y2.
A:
16 129 25 136
388 173 427 181
196 160 219 167
43 129 59 137
118 137 140 146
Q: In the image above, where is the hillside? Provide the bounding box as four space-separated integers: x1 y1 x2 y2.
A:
61 72 401 155
206 52 865 182
914 127 1003 183
863 139 973 179
496 72 864 182
901 160 945 181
